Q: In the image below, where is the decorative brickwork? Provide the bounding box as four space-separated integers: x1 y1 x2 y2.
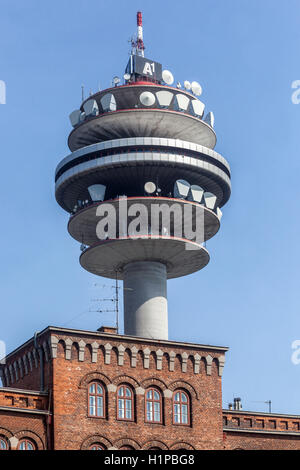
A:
223 410 300 450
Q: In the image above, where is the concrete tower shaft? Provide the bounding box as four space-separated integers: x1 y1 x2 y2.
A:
124 262 168 339
55 13 231 340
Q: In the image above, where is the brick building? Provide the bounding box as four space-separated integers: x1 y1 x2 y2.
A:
1 13 299 451
1 325 300 450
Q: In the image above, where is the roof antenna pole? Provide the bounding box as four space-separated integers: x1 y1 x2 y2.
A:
136 11 145 57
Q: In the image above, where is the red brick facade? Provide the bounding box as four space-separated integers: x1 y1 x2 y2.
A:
0 326 300 450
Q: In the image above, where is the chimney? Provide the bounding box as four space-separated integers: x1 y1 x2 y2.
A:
97 326 118 334
233 397 242 411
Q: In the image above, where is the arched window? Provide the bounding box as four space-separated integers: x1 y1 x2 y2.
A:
88 382 105 418
119 445 134 450
0 437 8 450
89 443 106 450
145 388 162 423
173 390 190 425
117 385 134 421
18 439 36 450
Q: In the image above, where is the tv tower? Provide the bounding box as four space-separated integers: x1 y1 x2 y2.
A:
55 12 231 340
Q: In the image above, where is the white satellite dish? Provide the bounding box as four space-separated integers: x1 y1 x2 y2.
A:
174 180 190 199
156 90 173 107
204 111 215 128
140 91 156 107
83 99 99 116
113 76 121 85
190 99 205 118
101 93 117 112
174 94 190 111
191 81 202 96
124 73 131 81
204 192 217 210
88 184 106 202
188 185 204 203
162 69 174 85
69 110 81 127
184 80 191 90
144 181 156 194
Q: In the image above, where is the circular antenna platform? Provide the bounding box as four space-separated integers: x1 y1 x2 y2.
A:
184 80 191 90
80 236 210 280
191 81 202 96
68 197 220 246
144 181 156 194
162 69 174 85
140 91 156 107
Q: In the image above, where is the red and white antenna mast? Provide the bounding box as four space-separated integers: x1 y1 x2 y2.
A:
136 11 145 57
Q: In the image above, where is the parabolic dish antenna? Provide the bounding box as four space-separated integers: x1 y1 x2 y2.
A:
162 69 174 85
184 80 191 90
140 91 156 106
191 81 202 96
144 181 157 194
124 73 131 81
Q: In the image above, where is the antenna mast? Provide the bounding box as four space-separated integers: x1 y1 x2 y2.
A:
131 11 145 57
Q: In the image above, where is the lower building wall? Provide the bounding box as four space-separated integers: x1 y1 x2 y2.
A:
0 411 47 450
223 431 300 450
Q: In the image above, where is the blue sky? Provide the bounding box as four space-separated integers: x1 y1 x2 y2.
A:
1 0 300 415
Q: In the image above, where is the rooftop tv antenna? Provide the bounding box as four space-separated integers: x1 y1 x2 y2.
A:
90 275 121 333
252 400 272 413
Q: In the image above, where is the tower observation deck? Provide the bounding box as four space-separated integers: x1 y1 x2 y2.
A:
55 12 231 341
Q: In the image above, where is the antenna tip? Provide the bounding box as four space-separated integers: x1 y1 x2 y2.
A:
137 11 143 26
